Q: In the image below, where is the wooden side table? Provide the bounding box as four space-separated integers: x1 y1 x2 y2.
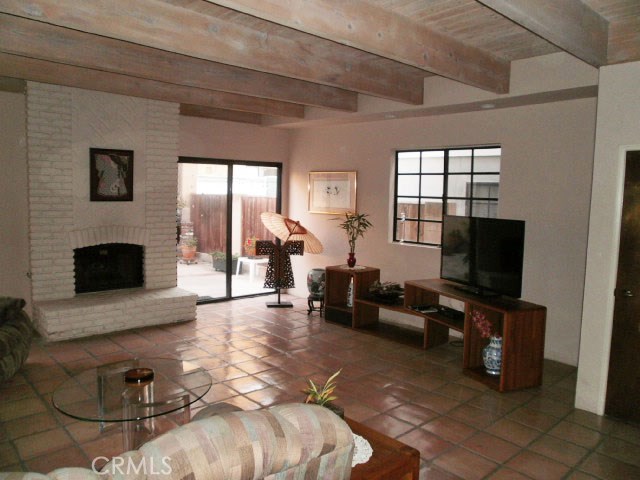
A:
346 417 420 480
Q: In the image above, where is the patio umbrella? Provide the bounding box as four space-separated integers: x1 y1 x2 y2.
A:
260 212 324 254
258 212 323 308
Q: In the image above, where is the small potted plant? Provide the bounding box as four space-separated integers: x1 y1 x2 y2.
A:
211 251 239 272
302 369 344 418
335 213 373 267
180 236 198 261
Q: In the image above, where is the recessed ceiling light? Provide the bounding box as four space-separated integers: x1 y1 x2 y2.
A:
480 103 496 109
384 114 397 119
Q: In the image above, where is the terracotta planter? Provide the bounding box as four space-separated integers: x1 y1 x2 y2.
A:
181 245 197 260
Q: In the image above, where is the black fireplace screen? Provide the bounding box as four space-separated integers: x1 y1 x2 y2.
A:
74 243 144 294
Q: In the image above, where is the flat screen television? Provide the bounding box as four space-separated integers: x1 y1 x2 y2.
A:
440 215 525 298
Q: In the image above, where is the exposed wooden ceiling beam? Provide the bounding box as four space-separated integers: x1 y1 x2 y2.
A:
207 0 510 94
180 104 263 125
0 76 24 93
0 53 306 118
476 0 608 67
1 0 425 104
607 18 640 64
0 14 356 112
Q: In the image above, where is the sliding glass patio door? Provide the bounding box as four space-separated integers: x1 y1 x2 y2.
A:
177 158 281 302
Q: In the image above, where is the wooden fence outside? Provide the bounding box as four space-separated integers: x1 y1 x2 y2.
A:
188 194 276 254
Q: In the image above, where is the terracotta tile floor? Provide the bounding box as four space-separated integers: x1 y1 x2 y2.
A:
1 294 640 479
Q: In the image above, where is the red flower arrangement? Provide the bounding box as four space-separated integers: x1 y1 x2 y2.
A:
245 236 258 256
472 310 500 339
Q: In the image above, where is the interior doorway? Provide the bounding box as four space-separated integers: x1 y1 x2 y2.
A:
177 158 281 302
605 149 640 423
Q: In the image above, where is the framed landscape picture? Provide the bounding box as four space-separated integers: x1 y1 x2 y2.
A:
90 148 134 201
308 171 357 214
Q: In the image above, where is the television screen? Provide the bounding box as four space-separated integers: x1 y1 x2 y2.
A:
440 215 525 298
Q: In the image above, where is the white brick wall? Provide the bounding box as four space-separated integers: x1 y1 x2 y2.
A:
27 83 75 301
26 83 195 341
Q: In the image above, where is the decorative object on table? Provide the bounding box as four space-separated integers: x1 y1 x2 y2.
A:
346 277 354 308
90 148 134 201
308 171 357 214
368 280 404 304
259 212 323 308
334 212 373 268
123 367 155 405
472 310 502 376
303 369 344 418
179 236 198 263
244 236 258 257
352 434 374 467
307 268 326 315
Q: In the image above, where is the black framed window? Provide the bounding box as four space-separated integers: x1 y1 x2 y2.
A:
393 146 501 246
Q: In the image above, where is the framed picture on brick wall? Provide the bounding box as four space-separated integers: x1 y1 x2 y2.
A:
90 148 134 201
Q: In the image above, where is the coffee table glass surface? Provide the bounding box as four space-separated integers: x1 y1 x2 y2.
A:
52 357 212 422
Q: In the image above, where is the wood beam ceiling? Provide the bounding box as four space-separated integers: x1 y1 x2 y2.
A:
0 53 306 118
180 104 263 125
0 14 357 113
207 0 510 94
476 0 609 66
0 0 425 105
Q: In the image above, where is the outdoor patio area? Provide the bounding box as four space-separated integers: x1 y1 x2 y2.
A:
177 255 273 300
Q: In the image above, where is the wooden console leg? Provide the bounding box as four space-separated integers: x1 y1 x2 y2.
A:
424 319 449 348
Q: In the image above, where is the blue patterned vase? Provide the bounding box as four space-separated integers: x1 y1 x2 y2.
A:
306 268 326 297
482 336 502 376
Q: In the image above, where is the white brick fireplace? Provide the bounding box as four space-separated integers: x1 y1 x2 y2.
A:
26 82 196 341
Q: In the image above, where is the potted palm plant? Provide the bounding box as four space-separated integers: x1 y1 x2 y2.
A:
303 369 344 418
336 213 373 267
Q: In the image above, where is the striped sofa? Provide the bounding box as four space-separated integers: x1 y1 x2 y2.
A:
0 403 354 480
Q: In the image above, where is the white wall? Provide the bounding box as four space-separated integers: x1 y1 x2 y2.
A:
0 92 31 311
577 61 640 414
287 97 597 366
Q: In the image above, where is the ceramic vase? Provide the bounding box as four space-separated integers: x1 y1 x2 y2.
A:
482 335 502 376
306 268 326 297
347 252 356 268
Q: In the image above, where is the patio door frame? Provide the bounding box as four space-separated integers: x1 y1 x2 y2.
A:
178 156 283 303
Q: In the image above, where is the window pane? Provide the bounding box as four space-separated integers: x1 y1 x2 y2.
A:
472 200 498 218
447 199 470 216
420 221 442 245
397 200 419 220
420 175 443 196
449 152 471 173
397 219 419 242
421 151 444 173
397 152 421 173
447 174 471 197
397 175 420 196
475 150 501 172
472 181 499 199
420 199 443 221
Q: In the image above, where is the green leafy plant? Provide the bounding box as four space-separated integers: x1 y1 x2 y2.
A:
181 236 198 248
303 369 342 406
335 213 373 253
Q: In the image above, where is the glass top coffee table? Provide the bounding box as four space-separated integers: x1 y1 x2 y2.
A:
53 357 212 449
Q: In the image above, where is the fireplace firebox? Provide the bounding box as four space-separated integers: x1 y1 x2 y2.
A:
74 243 144 294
